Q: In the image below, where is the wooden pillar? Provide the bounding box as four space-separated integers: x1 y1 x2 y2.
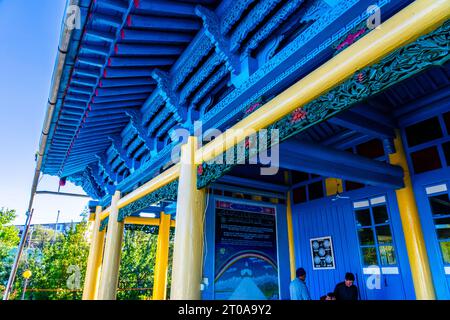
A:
284 172 296 280
153 212 171 300
286 191 297 280
97 191 124 300
82 206 106 300
171 136 206 300
389 131 436 300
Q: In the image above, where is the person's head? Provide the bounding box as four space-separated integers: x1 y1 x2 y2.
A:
344 272 355 287
296 267 307 280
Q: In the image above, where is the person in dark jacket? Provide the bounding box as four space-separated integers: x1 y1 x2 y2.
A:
334 272 359 300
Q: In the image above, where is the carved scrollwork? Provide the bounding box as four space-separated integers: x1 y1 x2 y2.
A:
197 21 450 189
117 180 179 222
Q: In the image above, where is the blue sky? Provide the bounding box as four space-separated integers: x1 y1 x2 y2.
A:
0 0 89 225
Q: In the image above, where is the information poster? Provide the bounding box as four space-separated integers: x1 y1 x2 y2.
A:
214 200 279 300
310 236 335 270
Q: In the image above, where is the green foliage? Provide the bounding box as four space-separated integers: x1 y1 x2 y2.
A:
0 208 20 293
117 228 158 300
117 227 175 300
18 222 90 300
1 207 174 300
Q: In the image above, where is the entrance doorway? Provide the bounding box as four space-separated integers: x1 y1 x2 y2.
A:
292 186 415 300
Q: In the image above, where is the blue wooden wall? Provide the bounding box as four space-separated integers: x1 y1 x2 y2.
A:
292 186 415 300
292 196 362 299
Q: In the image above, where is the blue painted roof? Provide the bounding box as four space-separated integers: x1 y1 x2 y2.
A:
40 0 418 200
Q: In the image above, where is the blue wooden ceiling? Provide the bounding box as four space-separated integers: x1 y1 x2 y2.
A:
41 0 418 200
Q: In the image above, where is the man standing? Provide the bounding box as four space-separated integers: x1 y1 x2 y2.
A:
334 272 359 300
290 267 311 300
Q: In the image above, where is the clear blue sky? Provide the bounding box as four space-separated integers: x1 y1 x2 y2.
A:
0 0 90 225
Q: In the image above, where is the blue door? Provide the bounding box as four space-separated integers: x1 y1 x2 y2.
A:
413 175 450 299
352 194 407 300
293 187 413 300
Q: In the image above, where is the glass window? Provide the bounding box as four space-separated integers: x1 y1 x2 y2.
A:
428 193 450 216
405 117 443 147
308 181 324 200
443 141 450 167
292 171 309 184
358 228 375 245
439 241 450 265
345 181 365 191
293 186 307 204
411 146 442 174
435 217 450 240
376 225 393 244
355 209 372 227
354 197 398 268
379 245 397 266
443 111 450 134
361 247 378 266
356 139 385 159
373 205 389 224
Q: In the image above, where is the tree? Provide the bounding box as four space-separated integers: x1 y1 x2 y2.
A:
3 211 174 300
117 226 158 300
18 222 90 300
0 208 20 294
117 225 175 300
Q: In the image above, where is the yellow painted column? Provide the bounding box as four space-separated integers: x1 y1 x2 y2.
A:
171 136 206 300
325 178 343 196
82 206 106 300
286 191 296 280
284 172 296 280
153 212 171 300
389 131 436 300
97 191 124 300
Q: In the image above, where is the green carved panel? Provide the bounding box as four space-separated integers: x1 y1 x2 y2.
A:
117 180 179 222
197 21 450 189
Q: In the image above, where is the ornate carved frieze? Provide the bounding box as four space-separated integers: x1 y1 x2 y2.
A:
195 6 240 74
152 69 186 123
125 109 154 153
108 136 132 170
202 0 365 128
118 180 179 222
197 20 450 189
242 0 306 55
229 0 283 54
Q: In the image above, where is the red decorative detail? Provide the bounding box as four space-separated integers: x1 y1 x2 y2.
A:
134 0 140 8
245 139 250 148
336 28 366 51
114 44 119 55
290 108 308 123
245 102 262 114
357 72 366 83
121 29 125 40
127 15 132 27
197 165 203 175
59 178 66 187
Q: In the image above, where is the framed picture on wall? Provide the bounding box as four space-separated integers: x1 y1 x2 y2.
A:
310 236 336 270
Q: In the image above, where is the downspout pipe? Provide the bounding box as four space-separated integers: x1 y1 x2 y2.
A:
3 0 80 300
